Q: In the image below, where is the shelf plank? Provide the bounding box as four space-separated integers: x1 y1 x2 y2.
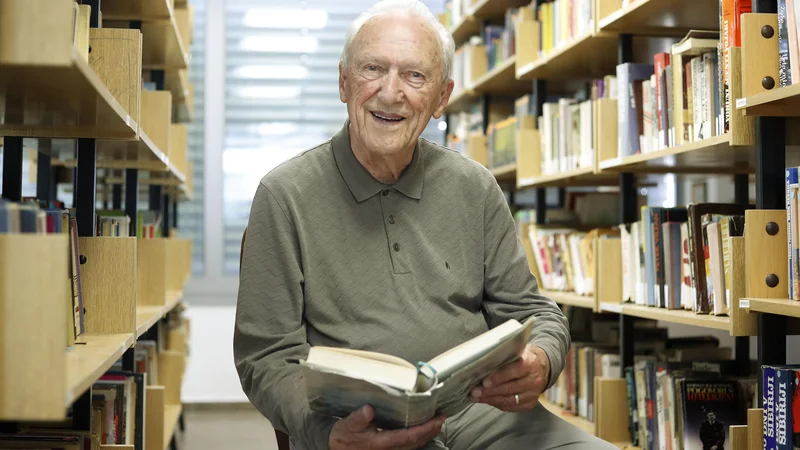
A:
491 163 517 182
598 134 753 174
450 16 481 45
163 404 183 449
136 291 184 338
598 0 720 35
742 297 800 318
516 32 619 80
101 0 173 21
600 302 731 330
539 400 595 436
470 0 530 19
542 290 596 309
107 13 188 70
737 83 800 117
446 88 478 113
66 333 135 405
0 52 137 140
517 167 619 188
471 56 532 95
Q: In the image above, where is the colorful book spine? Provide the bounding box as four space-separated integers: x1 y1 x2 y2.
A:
777 368 793 450
626 367 640 446
654 52 670 148
765 366 778 450
793 184 800 301
720 0 752 133
779 0 793 87
788 167 798 300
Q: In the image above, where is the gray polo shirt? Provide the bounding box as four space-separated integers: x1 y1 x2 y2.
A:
234 121 569 450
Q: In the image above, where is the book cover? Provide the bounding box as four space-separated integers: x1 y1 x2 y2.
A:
617 63 655 157
779 0 793 87
777 368 794 449
681 380 745 450
654 53 671 142
793 184 800 300
663 222 683 309
721 216 745 307
69 217 85 338
703 52 716 139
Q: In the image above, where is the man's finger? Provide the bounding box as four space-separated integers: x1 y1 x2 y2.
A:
375 416 445 450
474 374 538 399
478 390 539 411
342 405 375 432
481 360 527 390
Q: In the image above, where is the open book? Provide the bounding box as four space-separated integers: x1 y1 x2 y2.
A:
299 317 535 429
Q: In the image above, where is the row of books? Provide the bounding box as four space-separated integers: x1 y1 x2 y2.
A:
486 116 517 168
442 0 473 30
536 77 615 175
620 203 747 315
535 0 594 56
786 167 800 300
626 359 755 450
528 226 617 294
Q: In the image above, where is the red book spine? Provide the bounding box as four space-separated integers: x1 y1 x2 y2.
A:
653 53 670 136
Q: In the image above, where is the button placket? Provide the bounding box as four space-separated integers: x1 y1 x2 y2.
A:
379 190 408 274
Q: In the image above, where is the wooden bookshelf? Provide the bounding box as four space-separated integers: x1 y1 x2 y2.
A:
539 400 595 436
447 88 478 113
66 333 136 405
736 83 800 117
599 302 732 331
516 31 618 80
597 134 754 174
597 0 720 35
741 297 800 318
101 0 173 21
471 56 532 95
542 289 596 309
517 167 618 188
491 163 517 182
0 54 137 140
163 404 183 449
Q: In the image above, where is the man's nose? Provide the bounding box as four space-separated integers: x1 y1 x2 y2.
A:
377 70 402 104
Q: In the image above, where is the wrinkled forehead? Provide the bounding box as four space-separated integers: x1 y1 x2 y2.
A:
350 13 441 65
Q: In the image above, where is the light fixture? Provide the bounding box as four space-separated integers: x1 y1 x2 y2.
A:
240 36 319 53
235 86 302 99
438 121 447 131
243 8 328 29
233 65 309 79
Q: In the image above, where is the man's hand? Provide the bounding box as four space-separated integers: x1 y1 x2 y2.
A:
469 344 550 412
328 405 445 450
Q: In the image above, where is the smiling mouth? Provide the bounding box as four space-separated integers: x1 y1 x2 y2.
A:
371 111 405 124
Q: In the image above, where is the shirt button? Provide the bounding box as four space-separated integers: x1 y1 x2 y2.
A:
382 189 390 196
393 243 400 252
388 215 395 224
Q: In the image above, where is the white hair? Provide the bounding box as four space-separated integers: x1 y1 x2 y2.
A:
340 0 455 83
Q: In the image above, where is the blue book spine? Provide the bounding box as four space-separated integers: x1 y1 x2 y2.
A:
788 168 797 300
778 368 791 450
766 366 778 450
779 0 792 87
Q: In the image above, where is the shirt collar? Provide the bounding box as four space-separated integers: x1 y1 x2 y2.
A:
331 119 424 203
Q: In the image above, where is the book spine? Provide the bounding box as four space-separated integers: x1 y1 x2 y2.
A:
648 364 659 450
653 209 665 308
778 368 791 450
779 0 792 87
794 185 800 301
688 206 709 313
721 219 733 307
643 207 657 307
788 168 798 300
654 53 669 142
656 373 667 450
703 222 714 313
636 367 650 448
626 367 640 446
765 366 778 450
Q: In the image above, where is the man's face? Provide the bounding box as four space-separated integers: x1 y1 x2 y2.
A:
707 412 716 423
339 13 454 158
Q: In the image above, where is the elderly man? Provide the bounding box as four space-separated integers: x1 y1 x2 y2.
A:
234 1 618 449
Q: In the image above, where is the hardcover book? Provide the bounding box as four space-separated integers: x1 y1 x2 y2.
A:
681 380 746 450
300 318 534 429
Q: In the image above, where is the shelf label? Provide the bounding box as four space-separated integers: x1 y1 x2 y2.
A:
736 98 746 109
739 299 750 309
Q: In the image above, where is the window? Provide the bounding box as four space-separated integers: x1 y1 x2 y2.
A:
221 0 446 274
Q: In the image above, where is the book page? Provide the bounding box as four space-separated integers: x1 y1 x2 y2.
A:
306 347 418 392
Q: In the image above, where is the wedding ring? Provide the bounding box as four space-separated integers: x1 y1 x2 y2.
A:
514 394 520 406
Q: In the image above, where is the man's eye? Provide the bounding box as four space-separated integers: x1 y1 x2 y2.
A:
410 72 424 79
366 65 378 71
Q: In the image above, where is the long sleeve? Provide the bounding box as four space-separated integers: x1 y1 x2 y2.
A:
233 181 335 450
480 179 570 389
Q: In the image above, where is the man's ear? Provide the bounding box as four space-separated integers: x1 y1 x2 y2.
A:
432 79 455 119
339 62 348 103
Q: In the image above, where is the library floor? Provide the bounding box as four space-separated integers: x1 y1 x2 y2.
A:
184 406 280 450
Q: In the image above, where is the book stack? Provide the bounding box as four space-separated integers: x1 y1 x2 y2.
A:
91 371 145 446
536 0 594 56
620 203 747 315
486 116 517 168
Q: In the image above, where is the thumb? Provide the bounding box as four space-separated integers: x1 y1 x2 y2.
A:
343 405 374 431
